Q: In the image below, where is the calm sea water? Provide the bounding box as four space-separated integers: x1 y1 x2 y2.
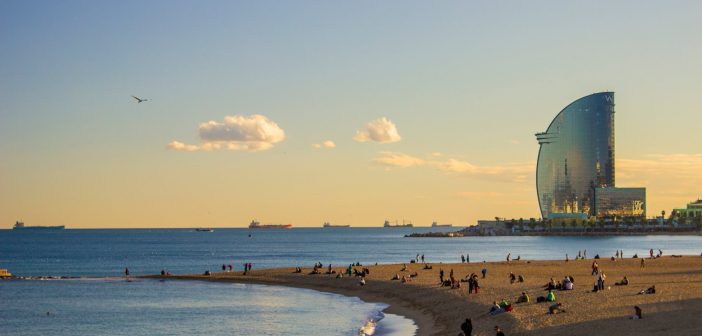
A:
2 228 702 335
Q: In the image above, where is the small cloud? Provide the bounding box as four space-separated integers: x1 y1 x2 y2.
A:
313 140 336 149
168 114 285 152
430 152 442 157
354 117 401 143
167 141 199 152
374 151 425 168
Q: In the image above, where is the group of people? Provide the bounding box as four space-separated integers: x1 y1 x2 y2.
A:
544 276 574 291
461 254 470 263
508 272 525 284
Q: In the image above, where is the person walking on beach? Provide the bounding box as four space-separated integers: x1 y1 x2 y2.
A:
421 254 425 263
461 255 466 263
460 318 473 336
506 253 511 263
650 249 654 259
466 253 470 263
640 258 646 269
482 268 487 278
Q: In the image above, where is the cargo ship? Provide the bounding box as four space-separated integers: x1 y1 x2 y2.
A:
13 221 65 230
195 228 214 232
323 222 350 228
431 221 452 228
248 220 292 229
383 220 413 228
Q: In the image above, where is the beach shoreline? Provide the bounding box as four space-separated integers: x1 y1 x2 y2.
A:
147 255 702 335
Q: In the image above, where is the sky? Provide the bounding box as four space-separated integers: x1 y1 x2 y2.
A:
1 1 701 228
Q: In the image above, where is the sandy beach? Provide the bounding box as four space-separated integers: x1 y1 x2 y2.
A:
156 256 702 335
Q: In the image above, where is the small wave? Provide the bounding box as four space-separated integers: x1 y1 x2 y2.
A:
359 310 385 335
359 319 377 336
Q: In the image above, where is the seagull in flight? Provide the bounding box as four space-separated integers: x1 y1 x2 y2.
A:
131 95 149 103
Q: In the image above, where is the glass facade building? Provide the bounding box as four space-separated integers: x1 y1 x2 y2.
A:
594 187 646 218
536 92 616 218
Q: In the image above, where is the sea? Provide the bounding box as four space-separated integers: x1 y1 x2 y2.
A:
2 227 702 336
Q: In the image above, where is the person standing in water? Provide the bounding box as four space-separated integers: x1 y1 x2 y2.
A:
125 267 129 277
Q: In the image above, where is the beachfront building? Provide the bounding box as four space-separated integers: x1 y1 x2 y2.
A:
593 187 646 218
535 92 646 220
670 200 702 225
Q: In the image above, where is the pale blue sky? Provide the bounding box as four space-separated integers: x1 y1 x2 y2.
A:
1 1 701 227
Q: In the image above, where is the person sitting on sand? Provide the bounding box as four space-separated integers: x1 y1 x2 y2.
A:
631 306 643 320
336 272 343 278
489 301 504 315
515 255 521 261
516 292 530 303
294 267 302 273
392 273 400 280
401 264 408 272
410 272 418 278
544 278 556 290
401 275 409 283
509 272 516 284
638 285 656 294
518 275 525 283
615 276 629 286
424 264 432 270
563 278 573 290
547 289 556 302
548 303 565 314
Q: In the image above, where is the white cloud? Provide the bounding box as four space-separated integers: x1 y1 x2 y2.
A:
313 140 336 149
168 114 285 152
166 141 199 152
373 151 534 182
353 117 401 143
374 151 425 168
430 152 443 157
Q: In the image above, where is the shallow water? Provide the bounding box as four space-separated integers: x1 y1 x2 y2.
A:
0 279 415 336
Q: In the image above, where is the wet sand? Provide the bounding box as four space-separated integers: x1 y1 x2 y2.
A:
153 256 702 335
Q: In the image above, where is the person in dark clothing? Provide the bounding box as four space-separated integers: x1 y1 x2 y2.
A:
125 268 129 277
481 268 487 278
460 318 473 336
633 306 643 319
494 325 505 336
439 269 445 284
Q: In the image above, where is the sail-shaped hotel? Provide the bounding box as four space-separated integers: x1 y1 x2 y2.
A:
535 92 646 220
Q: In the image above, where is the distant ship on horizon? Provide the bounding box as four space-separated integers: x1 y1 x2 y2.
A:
323 222 350 228
431 221 452 228
13 221 65 230
249 220 292 229
195 228 214 232
383 220 413 228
